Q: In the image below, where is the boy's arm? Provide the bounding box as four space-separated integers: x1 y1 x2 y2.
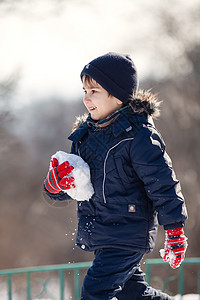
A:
130 126 187 228
130 126 188 268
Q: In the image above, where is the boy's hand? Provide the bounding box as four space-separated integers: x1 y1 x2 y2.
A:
44 158 75 194
160 228 188 269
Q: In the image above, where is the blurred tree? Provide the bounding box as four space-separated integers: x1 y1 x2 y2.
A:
0 94 93 270
155 1 200 77
119 0 200 81
143 41 200 292
0 72 19 156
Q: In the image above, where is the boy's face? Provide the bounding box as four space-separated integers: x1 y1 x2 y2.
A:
82 76 123 121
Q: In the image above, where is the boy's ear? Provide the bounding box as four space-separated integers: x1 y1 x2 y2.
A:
109 94 123 106
116 99 123 105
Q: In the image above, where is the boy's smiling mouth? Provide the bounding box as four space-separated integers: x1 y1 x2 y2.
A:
89 106 97 111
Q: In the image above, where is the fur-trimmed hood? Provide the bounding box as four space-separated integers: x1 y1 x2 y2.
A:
129 89 161 118
72 89 161 132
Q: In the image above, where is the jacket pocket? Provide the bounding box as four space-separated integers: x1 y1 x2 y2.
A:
95 201 149 224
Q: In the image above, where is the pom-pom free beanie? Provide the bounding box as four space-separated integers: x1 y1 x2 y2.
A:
80 52 138 104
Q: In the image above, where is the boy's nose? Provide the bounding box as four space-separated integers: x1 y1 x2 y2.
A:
83 94 91 102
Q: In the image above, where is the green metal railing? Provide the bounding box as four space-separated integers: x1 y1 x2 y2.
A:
0 258 200 299
0 261 92 300
145 257 200 299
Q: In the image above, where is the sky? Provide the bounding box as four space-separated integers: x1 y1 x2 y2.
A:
0 0 199 108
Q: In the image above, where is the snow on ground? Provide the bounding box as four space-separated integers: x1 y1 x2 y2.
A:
174 295 199 300
0 290 198 299
0 278 72 299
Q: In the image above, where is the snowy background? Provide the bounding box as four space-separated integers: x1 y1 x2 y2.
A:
1 0 199 108
0 0 200 296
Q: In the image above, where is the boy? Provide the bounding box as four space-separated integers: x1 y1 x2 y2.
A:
44 52 188 299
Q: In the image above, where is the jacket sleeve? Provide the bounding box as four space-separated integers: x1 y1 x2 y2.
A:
44 185 73 201
70 141 77 154
130 125 188 229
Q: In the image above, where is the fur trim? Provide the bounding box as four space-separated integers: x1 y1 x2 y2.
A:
129 89 161 118
72 113 88 132
72 89 161 132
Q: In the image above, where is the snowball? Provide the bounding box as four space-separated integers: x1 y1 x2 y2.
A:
159 249 165 258
160 248 176 266
51 151 94 201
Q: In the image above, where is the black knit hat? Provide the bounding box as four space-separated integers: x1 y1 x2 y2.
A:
80 52 138 104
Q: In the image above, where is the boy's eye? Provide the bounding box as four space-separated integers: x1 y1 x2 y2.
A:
83 89 97 95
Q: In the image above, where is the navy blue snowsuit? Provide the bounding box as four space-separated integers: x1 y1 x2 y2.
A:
45 100 187 299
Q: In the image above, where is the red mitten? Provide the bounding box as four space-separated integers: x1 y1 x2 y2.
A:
160 228 188 269
44 158 75 194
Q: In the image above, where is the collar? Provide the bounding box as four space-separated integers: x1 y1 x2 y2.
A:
87 114 120 128
86 106 128 128
111 107 153 137
68 121 88 142
68 106 152 142
68 109 125 142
